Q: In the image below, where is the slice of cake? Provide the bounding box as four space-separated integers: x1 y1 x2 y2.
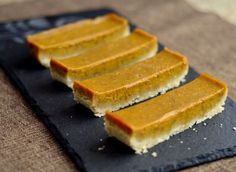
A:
50 29 157 87
27 13 130 67
105 74 228 153
73 48 188 116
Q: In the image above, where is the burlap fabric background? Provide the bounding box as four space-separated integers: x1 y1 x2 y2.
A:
0 0 236 171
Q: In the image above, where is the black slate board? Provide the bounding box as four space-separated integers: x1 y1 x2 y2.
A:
1 8 236 172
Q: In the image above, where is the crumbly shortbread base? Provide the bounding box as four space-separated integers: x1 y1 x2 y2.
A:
105 93 227 154
39 56 51 68
50 67 74 88
74 68 188 117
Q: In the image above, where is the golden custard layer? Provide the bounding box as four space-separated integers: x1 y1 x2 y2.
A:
73 48 188 116
50 29 157 87
27 13 129 67
105 74 228 153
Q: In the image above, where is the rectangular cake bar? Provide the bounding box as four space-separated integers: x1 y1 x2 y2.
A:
105 74 228 153
73 48 188 116
27 13 130 67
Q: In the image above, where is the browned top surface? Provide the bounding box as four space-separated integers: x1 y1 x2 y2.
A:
0 0 236 172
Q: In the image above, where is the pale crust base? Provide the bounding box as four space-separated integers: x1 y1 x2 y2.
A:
105 93 227 154
74 67 188 117
39 56 51 67
50 67 74 88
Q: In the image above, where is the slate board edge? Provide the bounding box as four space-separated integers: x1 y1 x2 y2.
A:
0 8 236 172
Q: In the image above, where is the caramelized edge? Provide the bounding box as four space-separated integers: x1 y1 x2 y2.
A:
163 47 188 65
73 80 96 100
106 112 133 134
50 58 69 76
105 13 128 26
200 73 228 91
133 28 157 42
